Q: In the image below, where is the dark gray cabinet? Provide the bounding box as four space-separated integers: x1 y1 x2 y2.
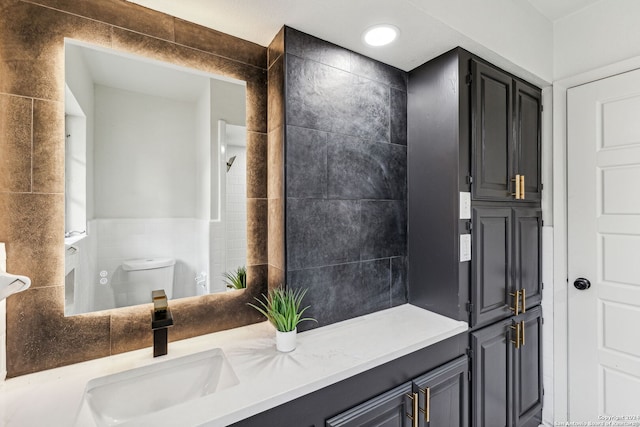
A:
471 206 513 327
470 316 511 427
471 205 542 328
408 47 543 427
413 356 469 427
514 207 543 311
471 306 542 427
325 383 413 427
513 307 544 427
472 60 542 203
408 48 542 326
327 356 469 427
472 60 513 201
514 81 542 202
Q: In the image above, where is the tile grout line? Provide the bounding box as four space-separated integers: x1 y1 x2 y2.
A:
0 92 62 104
389 257 393 308
30 98 34 194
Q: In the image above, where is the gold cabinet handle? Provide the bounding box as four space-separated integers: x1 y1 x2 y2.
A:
419 387 430 423
510 290 521 315
520 175 525 199
510 322 521 349
521 320 525 347
406 392 419 427
512 175 521 199
520 288 526 313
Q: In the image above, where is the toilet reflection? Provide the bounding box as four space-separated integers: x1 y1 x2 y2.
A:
112 258 175 308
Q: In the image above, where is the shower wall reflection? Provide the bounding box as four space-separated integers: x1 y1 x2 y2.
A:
64 41 247 315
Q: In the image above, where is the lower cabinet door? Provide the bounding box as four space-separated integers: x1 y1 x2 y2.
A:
513 306 543 427
326 382 413 427
471 317 513 427
471 308 544 427
412 356 469 427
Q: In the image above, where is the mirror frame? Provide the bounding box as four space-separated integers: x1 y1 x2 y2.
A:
0 0 279 377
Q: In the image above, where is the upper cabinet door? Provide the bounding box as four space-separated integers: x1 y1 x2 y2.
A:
514 82 542 202
472 60 514 201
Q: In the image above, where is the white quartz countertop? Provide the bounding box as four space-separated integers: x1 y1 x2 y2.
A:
0 304 467 427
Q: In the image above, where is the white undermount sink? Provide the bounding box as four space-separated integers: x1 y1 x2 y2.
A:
79 348 239 427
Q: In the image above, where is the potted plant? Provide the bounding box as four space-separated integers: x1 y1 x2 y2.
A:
248 287 316 352
223 266 246 290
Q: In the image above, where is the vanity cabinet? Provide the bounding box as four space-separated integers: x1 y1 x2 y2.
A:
470 306 543 427
326 356 469 427
230 333 467 427
472 60 542 203
471 205 542 328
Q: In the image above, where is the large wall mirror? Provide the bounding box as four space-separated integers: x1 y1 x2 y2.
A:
64 40 248 316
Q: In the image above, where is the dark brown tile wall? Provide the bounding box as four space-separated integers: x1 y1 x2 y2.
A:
33 100 64 193
174 18 266 68
0 192 65 289
0 95 32 193
0 0 269 377
267 28 285 291
247 131 268 199
6 286 112 375
24 0 176 41
247 199 268 265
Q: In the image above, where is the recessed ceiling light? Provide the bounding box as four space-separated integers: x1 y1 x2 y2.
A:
363 24 399 47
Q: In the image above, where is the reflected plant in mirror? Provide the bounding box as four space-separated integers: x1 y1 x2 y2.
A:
64 40 249 316
223 266 246 290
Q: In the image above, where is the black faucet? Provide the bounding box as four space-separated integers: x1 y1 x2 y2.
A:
151 289 173 357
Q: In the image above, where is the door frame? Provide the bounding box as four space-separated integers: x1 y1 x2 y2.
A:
553 54 640 423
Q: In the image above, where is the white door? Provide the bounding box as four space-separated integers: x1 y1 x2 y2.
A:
568 69 640 420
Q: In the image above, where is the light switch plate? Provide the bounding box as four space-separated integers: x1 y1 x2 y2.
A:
459 192 471 219
460 234 471 262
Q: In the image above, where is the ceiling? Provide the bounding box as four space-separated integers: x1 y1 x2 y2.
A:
126 0 601 79
527 0 602 21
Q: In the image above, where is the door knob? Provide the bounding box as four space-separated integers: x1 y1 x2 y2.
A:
574 278 591 290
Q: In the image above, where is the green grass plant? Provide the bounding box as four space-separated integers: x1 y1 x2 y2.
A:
223 266 247 289
248 287 316 332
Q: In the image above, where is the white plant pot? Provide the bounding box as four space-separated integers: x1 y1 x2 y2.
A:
276 328 297 352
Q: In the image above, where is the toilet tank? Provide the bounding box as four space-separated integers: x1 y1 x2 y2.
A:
118 258 176 307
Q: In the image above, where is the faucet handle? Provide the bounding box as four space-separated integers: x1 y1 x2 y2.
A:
152 289 168 312
152 289 166 300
